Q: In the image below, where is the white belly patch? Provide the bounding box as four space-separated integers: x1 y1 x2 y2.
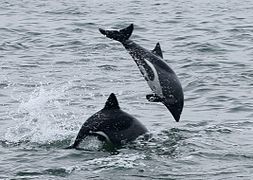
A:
92 131 111 143
140 59 163 98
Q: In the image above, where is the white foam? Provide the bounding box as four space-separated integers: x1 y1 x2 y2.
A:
4 83 79 144
86 153 146 172
78 136 103 150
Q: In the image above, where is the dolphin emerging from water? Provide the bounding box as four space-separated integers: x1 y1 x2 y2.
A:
99 24 184 122
67 93 148 149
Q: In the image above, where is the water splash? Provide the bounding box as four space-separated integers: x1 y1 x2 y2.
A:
4 84 79 145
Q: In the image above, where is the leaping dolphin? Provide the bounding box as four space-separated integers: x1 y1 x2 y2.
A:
99 24 184 122
67 93 148 149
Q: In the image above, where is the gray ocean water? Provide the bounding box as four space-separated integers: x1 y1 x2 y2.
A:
1 0 253 179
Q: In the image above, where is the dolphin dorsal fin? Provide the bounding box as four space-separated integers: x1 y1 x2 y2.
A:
104 93 120 110
152 42 163 58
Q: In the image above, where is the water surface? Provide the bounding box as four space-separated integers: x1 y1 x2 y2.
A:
1 0 253 179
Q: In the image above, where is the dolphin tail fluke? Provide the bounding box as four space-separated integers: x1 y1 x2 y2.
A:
99 24 134 43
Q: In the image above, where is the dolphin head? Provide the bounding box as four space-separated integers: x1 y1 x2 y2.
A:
163 92 184 122
167 103 183 122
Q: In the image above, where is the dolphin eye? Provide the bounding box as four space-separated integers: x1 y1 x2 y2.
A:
168 94 179 104
169 94 174 99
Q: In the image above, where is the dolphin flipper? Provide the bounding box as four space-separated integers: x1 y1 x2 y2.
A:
99 24 134 43
146 94 163 102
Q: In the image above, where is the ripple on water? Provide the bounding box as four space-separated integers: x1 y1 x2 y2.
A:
16 167 73 178
18 64 40 68
228 105 253 113
190 151 253 162
44 8 86 16
97 64 118 71
194 43 228 54
54 61 75 65
1 41 28 51
0 82 9 89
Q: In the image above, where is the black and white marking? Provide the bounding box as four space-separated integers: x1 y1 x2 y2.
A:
66 93 148 149
99 24 184 122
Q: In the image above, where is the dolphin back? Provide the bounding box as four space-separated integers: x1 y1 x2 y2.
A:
99 24 133 43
